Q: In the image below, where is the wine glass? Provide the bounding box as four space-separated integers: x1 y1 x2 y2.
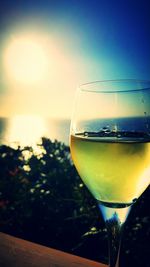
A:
69 80 150 267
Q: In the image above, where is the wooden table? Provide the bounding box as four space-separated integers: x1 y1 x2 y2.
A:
0 232 107 267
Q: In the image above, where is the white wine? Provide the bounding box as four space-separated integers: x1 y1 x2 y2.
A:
70 133 150 205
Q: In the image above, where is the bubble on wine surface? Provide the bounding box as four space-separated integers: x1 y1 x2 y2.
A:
84 132 89 137
101 126 111 134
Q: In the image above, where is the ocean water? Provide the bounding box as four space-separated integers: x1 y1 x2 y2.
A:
0 116 150 149
0 116 71 148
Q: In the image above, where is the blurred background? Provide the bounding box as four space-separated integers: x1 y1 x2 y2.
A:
0 0 150 147
0 1 150 266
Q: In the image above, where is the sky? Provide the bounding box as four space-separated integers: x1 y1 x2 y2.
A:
0 0 150 119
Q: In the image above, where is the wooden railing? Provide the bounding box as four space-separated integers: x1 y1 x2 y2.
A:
0 232 107 267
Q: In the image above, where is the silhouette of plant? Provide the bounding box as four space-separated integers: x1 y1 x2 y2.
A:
0 138 149 266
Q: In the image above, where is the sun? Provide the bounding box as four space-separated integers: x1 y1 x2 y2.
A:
3 35 49 84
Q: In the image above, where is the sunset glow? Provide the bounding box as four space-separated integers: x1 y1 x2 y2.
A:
6 115 48 147
1 30 79 118
3 36 49 84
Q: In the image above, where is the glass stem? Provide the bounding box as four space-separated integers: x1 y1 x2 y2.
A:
105 213 123 267
98 202 131 267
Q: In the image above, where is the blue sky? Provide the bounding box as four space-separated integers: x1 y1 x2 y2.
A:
0 0 150 118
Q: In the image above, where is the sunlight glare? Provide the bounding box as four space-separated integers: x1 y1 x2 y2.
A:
6 115 48 148
1 30 79 118
3 36 49 84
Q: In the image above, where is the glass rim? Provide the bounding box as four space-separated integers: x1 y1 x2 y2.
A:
78 79 150 93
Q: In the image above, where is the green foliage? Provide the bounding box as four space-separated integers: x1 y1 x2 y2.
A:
0 138 149 266
0 138 105 260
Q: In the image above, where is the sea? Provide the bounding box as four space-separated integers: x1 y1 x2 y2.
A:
0 115 150 150
0 116 71 148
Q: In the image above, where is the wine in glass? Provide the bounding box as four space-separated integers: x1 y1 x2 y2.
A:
70 80 150 267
